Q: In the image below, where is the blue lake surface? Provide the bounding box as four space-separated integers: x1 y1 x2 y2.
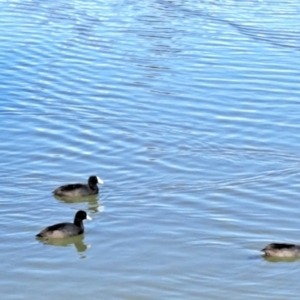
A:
1 0 300 299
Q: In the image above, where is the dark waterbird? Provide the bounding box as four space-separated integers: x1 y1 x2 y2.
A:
53 175 103 197
36 210 92 239
262 243 300 258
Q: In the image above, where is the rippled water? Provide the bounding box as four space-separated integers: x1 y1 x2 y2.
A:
1 0 300 299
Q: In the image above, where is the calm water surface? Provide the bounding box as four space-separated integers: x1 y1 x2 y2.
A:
1 0 300 299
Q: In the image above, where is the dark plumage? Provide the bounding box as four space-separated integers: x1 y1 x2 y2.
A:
262 243 300 257
36 210 92 239
53 175 103 197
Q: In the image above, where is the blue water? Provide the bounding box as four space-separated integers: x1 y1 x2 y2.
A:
1 0 300 299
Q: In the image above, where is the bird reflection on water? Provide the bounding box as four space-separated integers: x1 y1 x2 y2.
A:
36 234 91 253
53 194 104 214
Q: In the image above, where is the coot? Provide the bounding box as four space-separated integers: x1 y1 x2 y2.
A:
262 243 300 257
53 175 103 197
36 210 92 239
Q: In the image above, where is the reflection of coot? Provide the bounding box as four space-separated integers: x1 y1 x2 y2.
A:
53 176 103 197
36 210 92 239
54 193 103 214
40 235 91 253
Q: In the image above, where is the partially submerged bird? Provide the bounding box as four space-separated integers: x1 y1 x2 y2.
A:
36 210 92 239
53 175 103 197
262 243 300 258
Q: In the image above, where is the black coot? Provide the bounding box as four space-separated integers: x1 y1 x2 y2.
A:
36 210 92 239
53 175 103 197
262 243 300 257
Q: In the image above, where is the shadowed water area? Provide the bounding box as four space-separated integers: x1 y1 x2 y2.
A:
1 0 300 299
